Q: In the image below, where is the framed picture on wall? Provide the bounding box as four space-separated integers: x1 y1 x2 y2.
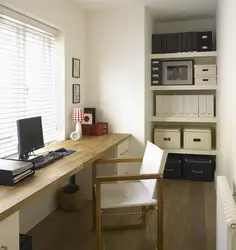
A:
72 58 80 78
162 60 194 85
72 84 80 103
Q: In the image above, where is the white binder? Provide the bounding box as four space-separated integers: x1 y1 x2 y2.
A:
184 95 192 117
162 95 171 117
206 95 214 117
191 95 199 117
170 96 178 117
199 95 207 117
177 95 184 116
156 95 163 116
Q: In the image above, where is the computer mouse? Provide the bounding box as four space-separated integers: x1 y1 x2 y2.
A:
55 148 67 153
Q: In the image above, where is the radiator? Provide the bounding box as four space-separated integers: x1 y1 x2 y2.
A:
217 176 236 250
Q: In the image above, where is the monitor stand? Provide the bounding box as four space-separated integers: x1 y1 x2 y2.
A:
19 152 41 161
19 153 29 160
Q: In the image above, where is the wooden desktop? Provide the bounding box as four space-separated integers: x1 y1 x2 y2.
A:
0 133 131 249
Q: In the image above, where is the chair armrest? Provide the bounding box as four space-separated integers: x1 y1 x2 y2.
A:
96 173 162 183
95 157 143 164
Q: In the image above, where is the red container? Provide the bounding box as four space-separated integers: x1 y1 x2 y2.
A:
82 122 108 136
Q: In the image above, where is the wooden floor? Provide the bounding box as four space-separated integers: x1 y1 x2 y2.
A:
28 180 216 250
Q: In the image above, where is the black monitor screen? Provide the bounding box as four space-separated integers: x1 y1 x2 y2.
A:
17 116 44 156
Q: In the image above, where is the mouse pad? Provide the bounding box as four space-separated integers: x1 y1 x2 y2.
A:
62 150 76 156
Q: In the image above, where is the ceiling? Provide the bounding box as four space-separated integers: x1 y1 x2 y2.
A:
75 0 217 21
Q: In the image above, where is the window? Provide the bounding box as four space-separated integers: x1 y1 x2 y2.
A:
0 14 57 157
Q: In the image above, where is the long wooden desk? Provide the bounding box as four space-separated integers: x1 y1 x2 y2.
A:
0 133 130 222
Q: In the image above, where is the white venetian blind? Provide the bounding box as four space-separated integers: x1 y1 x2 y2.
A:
0 14 57 157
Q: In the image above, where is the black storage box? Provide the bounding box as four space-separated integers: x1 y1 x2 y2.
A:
183 155 215 182
152 34 162 54
151 59 162 85
164 154 182 179
197 31 213 52
20 234 32 250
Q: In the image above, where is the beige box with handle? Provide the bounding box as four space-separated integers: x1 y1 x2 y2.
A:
154 127 181 149
195 77 217 85
194 65 217 77
183 127 212 150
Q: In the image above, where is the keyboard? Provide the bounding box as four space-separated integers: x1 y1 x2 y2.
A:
32 152 64 170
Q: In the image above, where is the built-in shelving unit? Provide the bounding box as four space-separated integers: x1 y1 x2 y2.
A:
150 51 217 156
151 51 217 59
151 116 217 123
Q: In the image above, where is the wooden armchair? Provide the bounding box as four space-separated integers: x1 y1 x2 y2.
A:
92 141 167 250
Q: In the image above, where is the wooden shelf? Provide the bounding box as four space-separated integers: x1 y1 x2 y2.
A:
150 116 217 123
164 148 217 156
150 85 217 91
151 51 217 59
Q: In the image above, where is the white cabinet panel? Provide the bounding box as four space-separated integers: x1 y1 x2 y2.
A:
117 139 130 176
97 147 117 176
0 212 19 250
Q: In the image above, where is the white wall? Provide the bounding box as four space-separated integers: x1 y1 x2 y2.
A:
85 6 146 171
154 18 216 33
0 0 87 233
216 0 236 187
145 9 154 142
76 7 154 200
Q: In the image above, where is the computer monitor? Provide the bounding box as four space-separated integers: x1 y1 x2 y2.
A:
17 116 44 159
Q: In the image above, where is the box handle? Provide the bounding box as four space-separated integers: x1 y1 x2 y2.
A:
163 137 171 141
202 69 209 72
165 169 174 172
185 159 212 164
169 160 182 164
203 79 209 82
202 46 208 49
193 138 201 142
192 170 203 174
202 35 208 39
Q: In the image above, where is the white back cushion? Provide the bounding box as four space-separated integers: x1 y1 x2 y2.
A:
139 141 166 198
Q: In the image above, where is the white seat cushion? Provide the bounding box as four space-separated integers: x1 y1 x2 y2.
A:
101 181 157 209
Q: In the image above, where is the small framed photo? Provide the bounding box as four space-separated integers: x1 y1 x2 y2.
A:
72 84 80 103
162 60 194 85
72 58 80 78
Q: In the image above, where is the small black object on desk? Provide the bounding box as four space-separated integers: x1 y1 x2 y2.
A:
55 147 67 153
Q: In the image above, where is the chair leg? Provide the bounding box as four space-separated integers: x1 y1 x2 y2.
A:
92 163 97 231
157 178 164 250
147 209 157 250
141 206 147 228
96 182 102 250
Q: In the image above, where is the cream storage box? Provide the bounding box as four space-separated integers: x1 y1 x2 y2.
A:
195 77 217 85
183 127 212 151
154 127 181 149
194 65 217 77
194 64 217 85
